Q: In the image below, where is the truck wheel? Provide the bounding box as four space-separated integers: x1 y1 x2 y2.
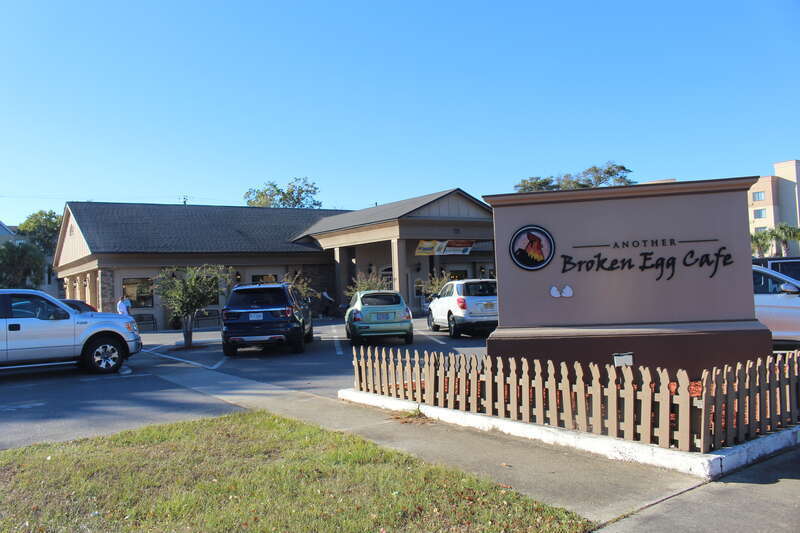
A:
83 336 124 374
223 342 238 357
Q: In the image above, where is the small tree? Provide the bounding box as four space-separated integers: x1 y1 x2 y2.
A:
282 271 318 301
0 242 45 288
769 223 800 257
422 272 450 297
244 177 322 208
154 265 234 348
515 162 635 192
17 210 62 256
751 231 772 258
345 271 391 297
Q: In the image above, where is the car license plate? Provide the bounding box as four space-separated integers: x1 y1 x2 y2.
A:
249 312 263 321
376 312 392 321
484 302 495 310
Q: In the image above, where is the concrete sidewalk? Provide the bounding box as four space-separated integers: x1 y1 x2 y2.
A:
598 447 800 532
150 361 701 525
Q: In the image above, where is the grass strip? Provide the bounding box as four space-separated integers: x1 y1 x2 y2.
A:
0 410 592 532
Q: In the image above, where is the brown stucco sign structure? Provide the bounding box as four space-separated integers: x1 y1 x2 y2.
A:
483 177 771 378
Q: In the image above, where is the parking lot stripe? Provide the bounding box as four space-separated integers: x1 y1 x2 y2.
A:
210 358 226 370
334 338 344 356
415 330 447 345
141 348 219 370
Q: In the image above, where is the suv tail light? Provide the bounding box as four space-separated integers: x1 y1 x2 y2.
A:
456 297 467 310
352 310 363 322
403 307 412 320
222 310 239 320
283 306 296 318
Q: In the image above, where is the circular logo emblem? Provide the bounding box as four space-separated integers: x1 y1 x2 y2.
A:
509 225 555 271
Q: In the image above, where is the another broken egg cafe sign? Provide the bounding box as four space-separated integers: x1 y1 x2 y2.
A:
511 226 734 281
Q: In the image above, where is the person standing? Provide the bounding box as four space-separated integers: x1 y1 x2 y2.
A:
116 295 131 315
321 289 335 317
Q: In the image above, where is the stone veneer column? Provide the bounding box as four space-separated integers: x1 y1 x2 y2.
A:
98 269 116 313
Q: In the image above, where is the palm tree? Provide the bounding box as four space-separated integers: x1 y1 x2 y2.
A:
769 223 800 257
751 231 772 258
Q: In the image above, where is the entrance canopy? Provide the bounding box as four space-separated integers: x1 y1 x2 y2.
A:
293 188 496 309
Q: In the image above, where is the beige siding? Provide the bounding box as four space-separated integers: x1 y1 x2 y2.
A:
409 194 491 219
56 211 92 267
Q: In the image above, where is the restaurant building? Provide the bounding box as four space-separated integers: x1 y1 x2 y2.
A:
53 189 495 327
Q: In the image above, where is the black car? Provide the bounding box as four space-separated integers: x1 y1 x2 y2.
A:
221 283 313 356
61 299 97 313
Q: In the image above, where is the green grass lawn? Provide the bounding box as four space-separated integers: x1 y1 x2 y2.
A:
0 411 591 532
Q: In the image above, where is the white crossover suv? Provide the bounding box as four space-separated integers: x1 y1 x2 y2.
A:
426 279 498 338
753 265 800 345
1 289 142 373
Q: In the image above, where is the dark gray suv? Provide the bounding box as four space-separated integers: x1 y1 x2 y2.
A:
221 283 313 356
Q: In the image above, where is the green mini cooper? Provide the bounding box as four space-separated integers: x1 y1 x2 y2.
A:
345 290 414 346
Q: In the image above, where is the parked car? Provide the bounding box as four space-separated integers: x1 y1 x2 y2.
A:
427 279 498 338
345 290 413 346
61 299 97 313
1 289 141 373
221 283 313 356
753 265 800 345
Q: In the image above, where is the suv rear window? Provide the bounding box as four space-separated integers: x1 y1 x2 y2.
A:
227 288 288 308
361 293 401 306
462 282 497 297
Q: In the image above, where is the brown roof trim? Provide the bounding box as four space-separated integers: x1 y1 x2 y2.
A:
482 176 760 207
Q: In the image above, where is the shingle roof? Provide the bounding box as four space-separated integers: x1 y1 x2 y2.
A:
294 188 489 239
66 202 349 254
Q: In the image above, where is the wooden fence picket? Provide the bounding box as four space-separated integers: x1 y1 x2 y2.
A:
574 361 588 432
522 359 532 423
533 359 545 425
713 367 724 450
561 362 575 430
676 369 691 451
621 365 635 441
469 354 479 413
658 367 672 448
458 354 467 411
546 360 559 427
497 357 508 419
767 356 777 431
447 354 456 409
757 357 767 434
509 358 519 421
640 366 654 445
698 369 713 453
747 360 758 439
736 362 746 444
724 365 735 447
778 353 788 426
789 353 798 424
606 365 620 439
484 355 494 417
589 363 602 434
365 347 374 393
387 349 397 398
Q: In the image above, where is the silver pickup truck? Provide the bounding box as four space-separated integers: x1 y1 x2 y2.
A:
1 289 142 373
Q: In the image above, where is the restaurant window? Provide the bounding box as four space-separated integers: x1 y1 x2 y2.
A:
122 278 154 308
752 191 765 202
753 208 767 219
755 227 768 233
252 274 278 283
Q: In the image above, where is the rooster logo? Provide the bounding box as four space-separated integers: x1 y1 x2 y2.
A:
524 232 545 262
510 225 555 270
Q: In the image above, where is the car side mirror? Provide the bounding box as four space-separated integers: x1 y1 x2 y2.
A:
430 294 438 300
780 283 800 295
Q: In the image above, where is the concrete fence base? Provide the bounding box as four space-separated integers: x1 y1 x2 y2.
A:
338 388 800 480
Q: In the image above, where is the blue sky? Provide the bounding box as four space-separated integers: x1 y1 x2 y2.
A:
1 1 798 225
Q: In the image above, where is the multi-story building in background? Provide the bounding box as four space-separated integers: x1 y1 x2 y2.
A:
748 160 800 255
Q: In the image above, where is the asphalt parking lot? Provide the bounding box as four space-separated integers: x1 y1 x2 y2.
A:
0 318 488 450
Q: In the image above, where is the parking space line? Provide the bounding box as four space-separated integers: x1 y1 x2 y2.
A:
333 339 344 356
415 330 447 345
141 348 219 370
210 358 226 370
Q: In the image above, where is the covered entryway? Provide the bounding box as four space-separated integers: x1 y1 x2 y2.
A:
293 189 496 313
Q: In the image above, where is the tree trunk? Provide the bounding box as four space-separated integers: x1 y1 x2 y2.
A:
182 314 194 349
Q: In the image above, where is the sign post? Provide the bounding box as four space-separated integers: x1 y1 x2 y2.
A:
483 177 771 378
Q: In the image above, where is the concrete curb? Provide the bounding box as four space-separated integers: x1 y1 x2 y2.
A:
338 388 800 480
